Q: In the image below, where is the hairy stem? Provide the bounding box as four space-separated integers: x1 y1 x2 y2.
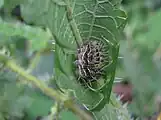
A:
27 51 41 73
50 103 61 120
65 0 83 47
0 55 93 120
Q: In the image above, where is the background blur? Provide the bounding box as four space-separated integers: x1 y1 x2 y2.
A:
114 0 161 119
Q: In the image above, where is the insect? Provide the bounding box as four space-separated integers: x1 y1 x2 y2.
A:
75 39 111 85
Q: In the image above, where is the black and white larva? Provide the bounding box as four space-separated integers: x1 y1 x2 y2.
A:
75 40 111 82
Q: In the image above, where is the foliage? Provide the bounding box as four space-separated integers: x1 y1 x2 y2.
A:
0 0 129 120
116 0 161 119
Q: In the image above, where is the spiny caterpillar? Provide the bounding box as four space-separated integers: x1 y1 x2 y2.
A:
75 40 111 83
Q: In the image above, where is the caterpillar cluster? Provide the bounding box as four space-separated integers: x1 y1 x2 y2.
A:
75 40 110 83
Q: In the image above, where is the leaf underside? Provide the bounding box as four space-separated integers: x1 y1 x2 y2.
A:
20 0 127 112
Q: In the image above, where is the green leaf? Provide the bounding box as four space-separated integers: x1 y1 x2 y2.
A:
93 93 131 120
20 0 127 112
25 91 79 120
0 82 33 119
66 0 126 111
72 0 124 42
21 0 77 50
0 20 50 51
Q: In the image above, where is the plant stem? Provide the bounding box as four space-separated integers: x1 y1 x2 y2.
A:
65 0 83 46
0 55 93 120
50 103 60 120
27 51 41 73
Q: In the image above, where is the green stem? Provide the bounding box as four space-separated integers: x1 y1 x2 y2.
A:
50 102 61 120
27 51 41 73
0 55 93 120
65 0 83 46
